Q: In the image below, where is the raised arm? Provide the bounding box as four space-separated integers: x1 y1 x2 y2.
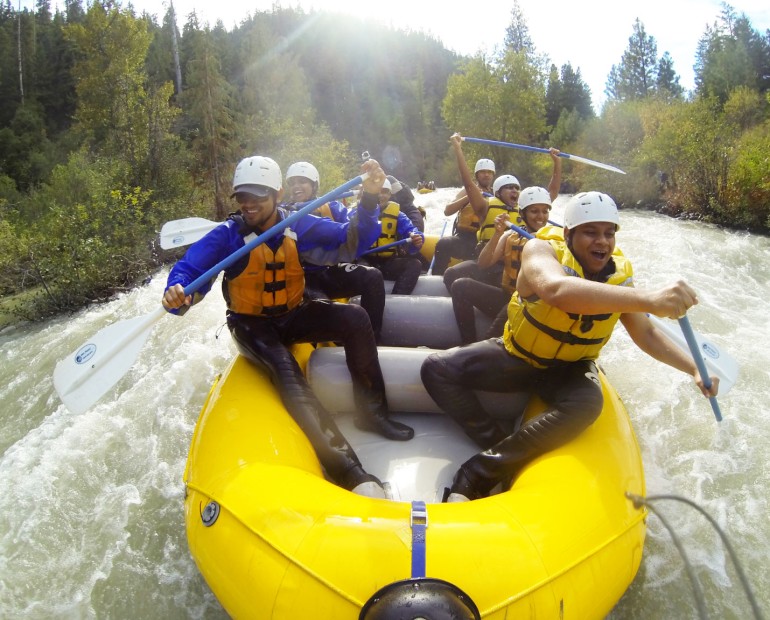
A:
450 133 489 219
547 148 562 202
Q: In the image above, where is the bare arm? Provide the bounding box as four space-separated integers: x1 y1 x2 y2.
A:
517 239 699 318
547 148 562 202
444 188 470 216
450 133 489 219
620 312 719 397
477 215 511 268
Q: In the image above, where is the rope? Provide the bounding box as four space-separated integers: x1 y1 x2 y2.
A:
626 492 764 620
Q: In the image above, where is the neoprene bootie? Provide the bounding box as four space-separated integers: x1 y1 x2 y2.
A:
354 411 414 441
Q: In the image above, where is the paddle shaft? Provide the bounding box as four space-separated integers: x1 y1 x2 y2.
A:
427 219 448 275
678 316 722 422
462 136 625 174
359 237 412 256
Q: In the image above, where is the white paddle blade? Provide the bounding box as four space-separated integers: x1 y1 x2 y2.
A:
650 316 739 394
159 217 218 249
53 307 167 414
565 153 626 175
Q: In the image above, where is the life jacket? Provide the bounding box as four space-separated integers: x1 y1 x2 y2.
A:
223 214 305 317
372 201 401 257
502 226 634 368
313 202 335 221
456 204 480 234
500 231 528 294
478 197 525 244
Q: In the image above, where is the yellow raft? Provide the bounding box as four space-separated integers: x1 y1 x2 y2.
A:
183 308 647 618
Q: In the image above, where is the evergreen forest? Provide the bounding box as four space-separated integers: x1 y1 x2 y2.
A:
1 0 768 325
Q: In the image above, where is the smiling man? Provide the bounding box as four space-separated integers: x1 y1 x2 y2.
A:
421 191 720 502
162 156 414 499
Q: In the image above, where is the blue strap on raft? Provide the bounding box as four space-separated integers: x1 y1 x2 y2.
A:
410 500 428 578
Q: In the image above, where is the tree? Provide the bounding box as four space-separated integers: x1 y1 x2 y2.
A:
442 48 547 182
182 25 237 219
65 3 153 169
607 18 658 101
504 0 533 55
655 52 684 99
694 6 770 103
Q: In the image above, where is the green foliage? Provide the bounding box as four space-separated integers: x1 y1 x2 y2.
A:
442 50 547 184
694 10 770 104
724 118 770 229
7 150 181 318
65 3 153 167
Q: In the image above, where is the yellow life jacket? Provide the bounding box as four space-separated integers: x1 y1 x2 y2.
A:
501 231 528 294
313 202 334 221
502 226 634 368
478 197 525 244
456 203 480 234
224 229 305 316
373 201 401 257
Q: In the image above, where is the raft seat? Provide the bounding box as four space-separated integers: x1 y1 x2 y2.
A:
354 294 493 349
307 345 527 503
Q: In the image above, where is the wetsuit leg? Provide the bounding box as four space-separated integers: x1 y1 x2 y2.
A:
369 256 422 295
443 259 480 291
389 257 422 294
227 312 374 490
421 339 522 449
450 278 509 345
432 236 458 276
451 360 604 500
314 264 385 339
285 300 413 441
485 303 510 339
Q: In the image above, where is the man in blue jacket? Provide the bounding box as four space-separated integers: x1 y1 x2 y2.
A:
162 156 412 498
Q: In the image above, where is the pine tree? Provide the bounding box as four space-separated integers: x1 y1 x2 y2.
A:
616 18 658 101
182 25 237 219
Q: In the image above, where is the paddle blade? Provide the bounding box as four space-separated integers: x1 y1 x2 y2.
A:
53 307 167 414
160 217 218 249
650 315 739 394
563 153 626 175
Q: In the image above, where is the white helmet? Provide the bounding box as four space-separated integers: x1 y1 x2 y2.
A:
286 161 320 185
232 156 282 197
518 186 552 212
474 158 495 174
564 191 620 231
493 174 521 195
381 178 392 191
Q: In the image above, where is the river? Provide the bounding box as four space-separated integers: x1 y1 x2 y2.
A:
1 188 768 618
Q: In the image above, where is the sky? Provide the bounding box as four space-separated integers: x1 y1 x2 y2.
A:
39 0 770 110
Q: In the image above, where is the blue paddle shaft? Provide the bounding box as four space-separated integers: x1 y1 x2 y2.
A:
678 316 722 422
181 175 367 297
464 136 552 156
360 237 412 256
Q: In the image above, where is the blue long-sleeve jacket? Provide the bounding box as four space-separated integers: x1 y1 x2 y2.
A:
166 195 381 302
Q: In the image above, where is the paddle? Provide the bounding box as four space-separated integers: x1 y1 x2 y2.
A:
427 219 449 275
507 221 737 402
463 136 626 175
54 174 370 415
359 237 413 257
159 191 356 249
